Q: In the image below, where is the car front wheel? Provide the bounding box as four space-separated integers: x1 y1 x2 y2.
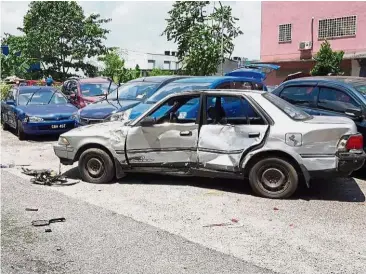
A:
1 114 9 130
17 120 27 140
78 148 115 184
248 157 298 199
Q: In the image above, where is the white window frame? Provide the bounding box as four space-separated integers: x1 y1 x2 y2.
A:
318 15 357 40
278 23 292 43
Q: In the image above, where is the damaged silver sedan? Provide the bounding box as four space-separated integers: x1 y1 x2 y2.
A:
54 90 365 199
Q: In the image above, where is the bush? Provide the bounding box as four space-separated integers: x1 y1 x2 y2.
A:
0 82 11 100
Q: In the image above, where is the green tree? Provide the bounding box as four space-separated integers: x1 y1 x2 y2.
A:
162 1 242 76
16 1 111 80
311 40 344 76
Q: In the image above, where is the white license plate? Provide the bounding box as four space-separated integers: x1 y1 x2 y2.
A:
51 124 66 129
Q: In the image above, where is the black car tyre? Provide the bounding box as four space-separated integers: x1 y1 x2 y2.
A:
1 114 9 130
249 157 298 199
79 148 115 184
17 120 27 140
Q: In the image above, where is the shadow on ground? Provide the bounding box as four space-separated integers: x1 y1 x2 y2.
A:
6 128 59 142
62 166 365 203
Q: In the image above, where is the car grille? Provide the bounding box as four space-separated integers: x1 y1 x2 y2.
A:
79 118 104 125
43 117 70 121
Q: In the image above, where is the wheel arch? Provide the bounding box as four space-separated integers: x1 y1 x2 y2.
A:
242 150 310 187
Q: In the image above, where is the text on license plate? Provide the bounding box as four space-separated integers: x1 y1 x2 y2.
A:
51 124 66 129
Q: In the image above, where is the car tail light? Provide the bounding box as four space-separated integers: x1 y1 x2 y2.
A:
346 134 363 150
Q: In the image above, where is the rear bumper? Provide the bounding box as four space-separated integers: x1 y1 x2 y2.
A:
308 151 366 178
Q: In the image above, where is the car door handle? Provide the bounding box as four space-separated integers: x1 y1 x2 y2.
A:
180 131 192 136
248 132 260 138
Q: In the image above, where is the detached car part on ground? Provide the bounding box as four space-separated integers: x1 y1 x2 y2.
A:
1 86 78 140
54 90 365 199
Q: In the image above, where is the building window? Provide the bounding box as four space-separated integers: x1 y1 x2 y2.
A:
163 61 171 70
318 15 357 39
278 24 292 43
147 60 155 70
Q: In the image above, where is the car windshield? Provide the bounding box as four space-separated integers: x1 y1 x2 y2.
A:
353 82 366 96
80 82 118 97
107 82 159 101
263 93 313 121
18 89 68 105
146 82 211 104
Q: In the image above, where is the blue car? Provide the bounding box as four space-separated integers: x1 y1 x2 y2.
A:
1 86 78 140
271 76 366 149
76 76 190 125
125 76 268 121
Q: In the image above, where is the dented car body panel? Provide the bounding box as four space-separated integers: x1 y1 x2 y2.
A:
54 90 365 186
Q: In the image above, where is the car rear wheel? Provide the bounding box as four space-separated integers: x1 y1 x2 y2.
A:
248 157 298 199
17 120 27 140
78 148 115 184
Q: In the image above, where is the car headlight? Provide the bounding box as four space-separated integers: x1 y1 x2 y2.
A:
58 136 70 145
25 116 44 122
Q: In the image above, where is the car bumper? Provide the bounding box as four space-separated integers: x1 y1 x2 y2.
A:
53 144 75 165
22 120 77 135
307 151 366 178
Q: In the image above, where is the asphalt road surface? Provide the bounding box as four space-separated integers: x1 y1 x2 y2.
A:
1 129 366 274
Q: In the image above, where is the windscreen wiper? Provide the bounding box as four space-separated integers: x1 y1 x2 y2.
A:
26 88 42 105
47 90 58 104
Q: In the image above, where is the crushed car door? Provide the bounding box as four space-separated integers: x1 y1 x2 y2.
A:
126 94 200 169
197 94 269 172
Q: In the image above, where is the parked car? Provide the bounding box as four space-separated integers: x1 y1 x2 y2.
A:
125 76 268 121
271 76 366 150
75 76 190 126
61 77 118 108
54 89 365 199
1 86 78 140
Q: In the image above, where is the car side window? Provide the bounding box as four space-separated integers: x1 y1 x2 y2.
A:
146 95 200 124
206 96 265 125
318 87 359 112
279 86 318 106
231 81 254 90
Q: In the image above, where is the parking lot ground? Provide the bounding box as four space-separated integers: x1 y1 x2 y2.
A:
1 129 366 274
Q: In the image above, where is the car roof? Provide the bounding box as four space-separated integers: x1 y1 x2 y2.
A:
165 89 265 97
128 75 191 83
18 86 57 92
284 76 366 87
171 76 263 85
78 77 111 83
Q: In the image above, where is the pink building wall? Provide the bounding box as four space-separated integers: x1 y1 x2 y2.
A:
261 1 366 62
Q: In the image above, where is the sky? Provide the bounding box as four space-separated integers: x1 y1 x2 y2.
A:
0 1 261 60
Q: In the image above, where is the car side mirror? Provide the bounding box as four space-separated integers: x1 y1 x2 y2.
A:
140 117 156 127
345 108 363 120
5 99 15 106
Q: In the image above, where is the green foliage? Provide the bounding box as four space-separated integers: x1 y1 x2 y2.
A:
148 68 173 76
1 35 33 79
162 1 242 76
98 49 141 83
12 1 111 80
0 82 11 100
311 40 344 76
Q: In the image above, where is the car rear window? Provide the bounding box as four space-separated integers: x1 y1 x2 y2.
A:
262 93 313 121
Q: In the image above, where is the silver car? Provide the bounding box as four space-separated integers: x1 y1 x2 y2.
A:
54 90 365 199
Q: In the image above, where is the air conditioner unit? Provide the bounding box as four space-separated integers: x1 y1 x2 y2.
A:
299 41 312 50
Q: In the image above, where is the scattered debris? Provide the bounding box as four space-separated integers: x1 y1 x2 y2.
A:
289 224 295 228
32 217 66 227
203 218 244 228
56 246 62 251
273 207 279 211
1 164 30 168
25 208 38 211
21 168 78 186
45 228 52 233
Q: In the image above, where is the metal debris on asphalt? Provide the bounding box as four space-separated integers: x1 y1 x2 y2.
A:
273 207 279 211
21 168 78 186
203 218 244 228
1 164 30 168
25 208 38 211
32 217 66 227
45 228 52 233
